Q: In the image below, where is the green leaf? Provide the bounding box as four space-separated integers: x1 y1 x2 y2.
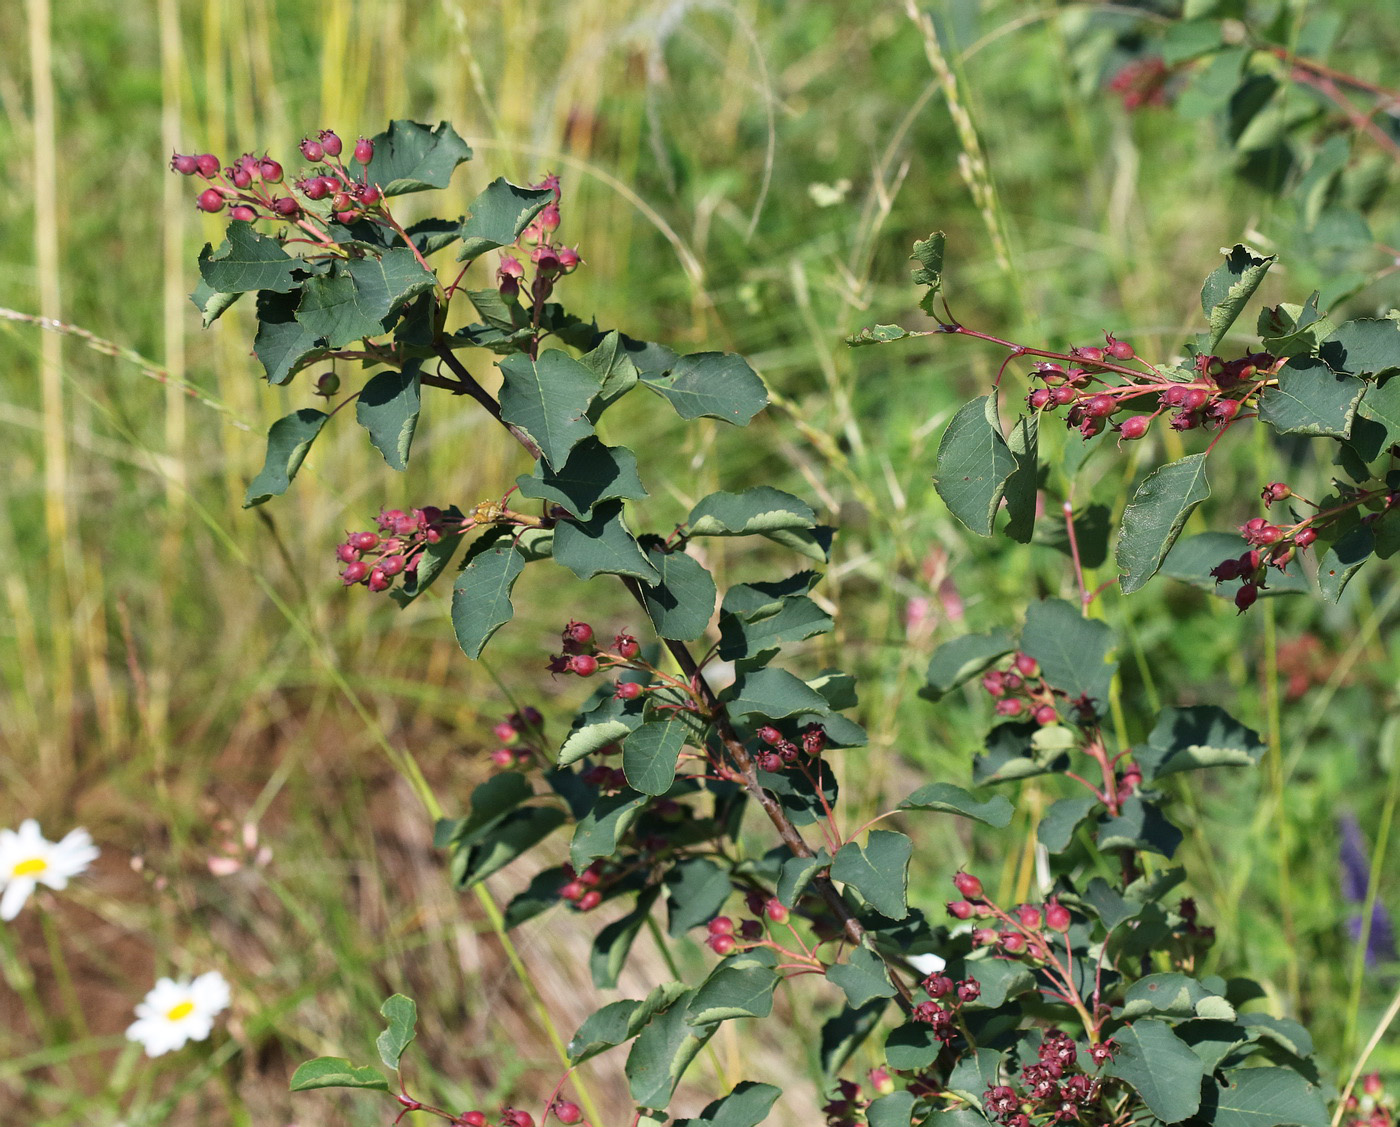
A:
553 499 660 582
831 831 911 920
1121 975 1235 1022
867 1091 917 1127
592 887 660 989
288 1057 389 1092
960 956 1033 1008
450 533 526 658
1003 412 1039 543
673 1081 782 1127
434 773 533 850
1037 795 1099 853
581 331 642 419
1117 454 1211 594
1200 244 1275 354
640 352 768 425
626 990 717 1109
567 983 690 1065
777 849 829 908
820 1001 890 1080
1258 357 1363 437
974 720 1072 784
884 1022 942 1071
559 690 647 766
514 438 646 519
933 395 1017 536
1203 1068 1329 1127
719 587 832 664
911 231 946 314
688 952 779 1023
253 290 328 385
826 946 897 1006
448 807 567 888
244 408 328 507
638 546 716 642
356 366 421 470
199 222 300 294
498 349 602 469
1134 706 1265 781
1258 293 1336 358
898 783 1012 827
571 790 650 870
846 324 911 347
922 631 1016 700
1321 316 1400 376
624 711 691 796
947 1048 1003 1109
375 994 417 1070
295 250 437 348
1105 1019 1204 1123
1357 373 1400 450
1161 18 1222 64
353 119 472 196
1020 599 1115 709
665 857 733 937
189 278 242 327
389 506 467 606
1097 796 1183 859
726 667 832 722
1238 1013 1314 1058
1161 532 1309 596
1319 523 1373 602
688 488 816 537
457 177 554 260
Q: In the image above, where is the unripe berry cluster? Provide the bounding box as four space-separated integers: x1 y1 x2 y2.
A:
979 652 1061 725
557 861 609 913
497 174 582 308
546 622 644 680
338 506 452 592
1207 481 1336 613
752 721 828 773
946 871 1072 962
1342 1072 1394 1127
171 128 384 229
981 1030 1117 1126
911 969 983 1041
704 891 791 955
488 707 545 770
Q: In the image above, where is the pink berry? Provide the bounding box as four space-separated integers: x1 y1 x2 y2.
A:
348 532 379 551
1016 904 1042 929
953 872 983 899
538 203 560 232
1028 388 1053 411
494 721 517 743
1105 336 1135 360
569 654 599 676
354 136 375 164
971 927 998 947
489 747 514 768
460 1114 488 1127
708 916 734 935
615 681 643 701
947 900 974 919
765 898 789 923
299 176 330 201
341 561 369 585
170 153 199 175
613 634 639 660
1076 345 1105 364
336 543 359 563
229 165 253 189
195 153 221 178
229 205 257 222
981 670 1006 697
319 130 343 157
271 196 300 218
360 185 381 206
1013 653 1037 678
995 698 1023 717
259 158 283 183
299 137 324 161
708 933 736 955
1118 415 1150 440
564 621 594 645
576 890 601 911
1083 394 1116 418
1000 931 1026 953
554 1102 583 1126
367 568 390 592
1033 705 1058 726
1045 902 1071 932
380 555 406 577
196 188 225 213
1294 527 1318 548
557 246 580 270
1051 385 1076 406
505 1110 534 1127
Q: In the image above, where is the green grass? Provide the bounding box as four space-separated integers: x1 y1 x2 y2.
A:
1 1 1397 1122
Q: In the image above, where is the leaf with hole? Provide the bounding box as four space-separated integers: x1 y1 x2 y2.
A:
375 994 417 1070
1200 243 1274 353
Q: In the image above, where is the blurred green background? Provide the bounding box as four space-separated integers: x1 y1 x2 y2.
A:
1 0 1397 1123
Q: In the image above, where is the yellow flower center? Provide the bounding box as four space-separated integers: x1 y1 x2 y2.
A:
165 1001 195 1021
12 857 47 877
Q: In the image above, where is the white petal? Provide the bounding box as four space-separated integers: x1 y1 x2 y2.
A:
182 1014 215 1043
190 971 231 1015
0 878 35 921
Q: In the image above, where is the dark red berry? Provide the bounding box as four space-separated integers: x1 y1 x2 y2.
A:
195 153 221 178
347 531 379 551
923 974 954 998
259 158 283 183
367 568 391 592
299 137 324 161
708 916 734 935
569 654 599 676
353 136 374 164
957 979 982 1001
953 872 983 899
564 621 594 645
757 752 782 772
1118 415 1150 440
1033 705 1058 726
380 555 406 576
1045 901 1071 931
299 176 330 200
1075 345 1105 364
1083 393 1117 419
341 560 369 585
615 681 643 700
1051 385 1076 406
229 205 257 222
271 196 300 218
1105 335 1135 360
1028 388 1053 410
196 188 225 213
757 725 783 745
1234 583 1259 613
708 933 736 955
505 1110 534 1127
1294 527 1318 548
319 130 343 157
553 1102 583 1126
1261 482 1291 506
170 153 199 175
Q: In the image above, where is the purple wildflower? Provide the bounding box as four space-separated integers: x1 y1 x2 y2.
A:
1339 812 1397 967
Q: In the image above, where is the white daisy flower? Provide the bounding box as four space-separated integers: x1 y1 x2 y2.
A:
125 971 232 1057
0 819 100 921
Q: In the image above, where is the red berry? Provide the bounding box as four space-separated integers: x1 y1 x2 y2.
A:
1013 653 1038 678
953 872 983 899
708 916 734 935
1028 388 1053 411
757 752 782 772
1033 705 1058 726
1083 393 1117 419
229 205 257 222
923 974 954 998
336 543 359 563
380 555 406 576
947 900 974 919
170 153 199 175
554 1102 583 1125
757 725 783 745
981 670 1006 697
1000 931 1026 953
505 1110 534 1127
341 560 369 585
299 176 331 201
259 158 284 183
299 137 324 161
348 531 379 551
460 1114 488 1127
196 188 225 213
538 203 561 232
1294 527 1318 548
576 890 602 911
489 747 515 768
353 137 375 164
569 654 599 676
360 185 381 206
995 697 1023 717
1075 345 1105 364
564 621 594 645
1234 583 1259 613
708 933 736 955
271 196 300 218
957 979 982 1001
765 898 789 923
1183 388 1210 411
557 246 580 270
615 681 643 700
971 927 998 947
1118 415 1150 440
1261 482 1291 506
1105 336 1135 361
1016 904 1042 929
195 153 221 178
1045 902 1071 932
367 568 391 592
1051 385 1076 406
319 130 343 157
559 880 585 901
